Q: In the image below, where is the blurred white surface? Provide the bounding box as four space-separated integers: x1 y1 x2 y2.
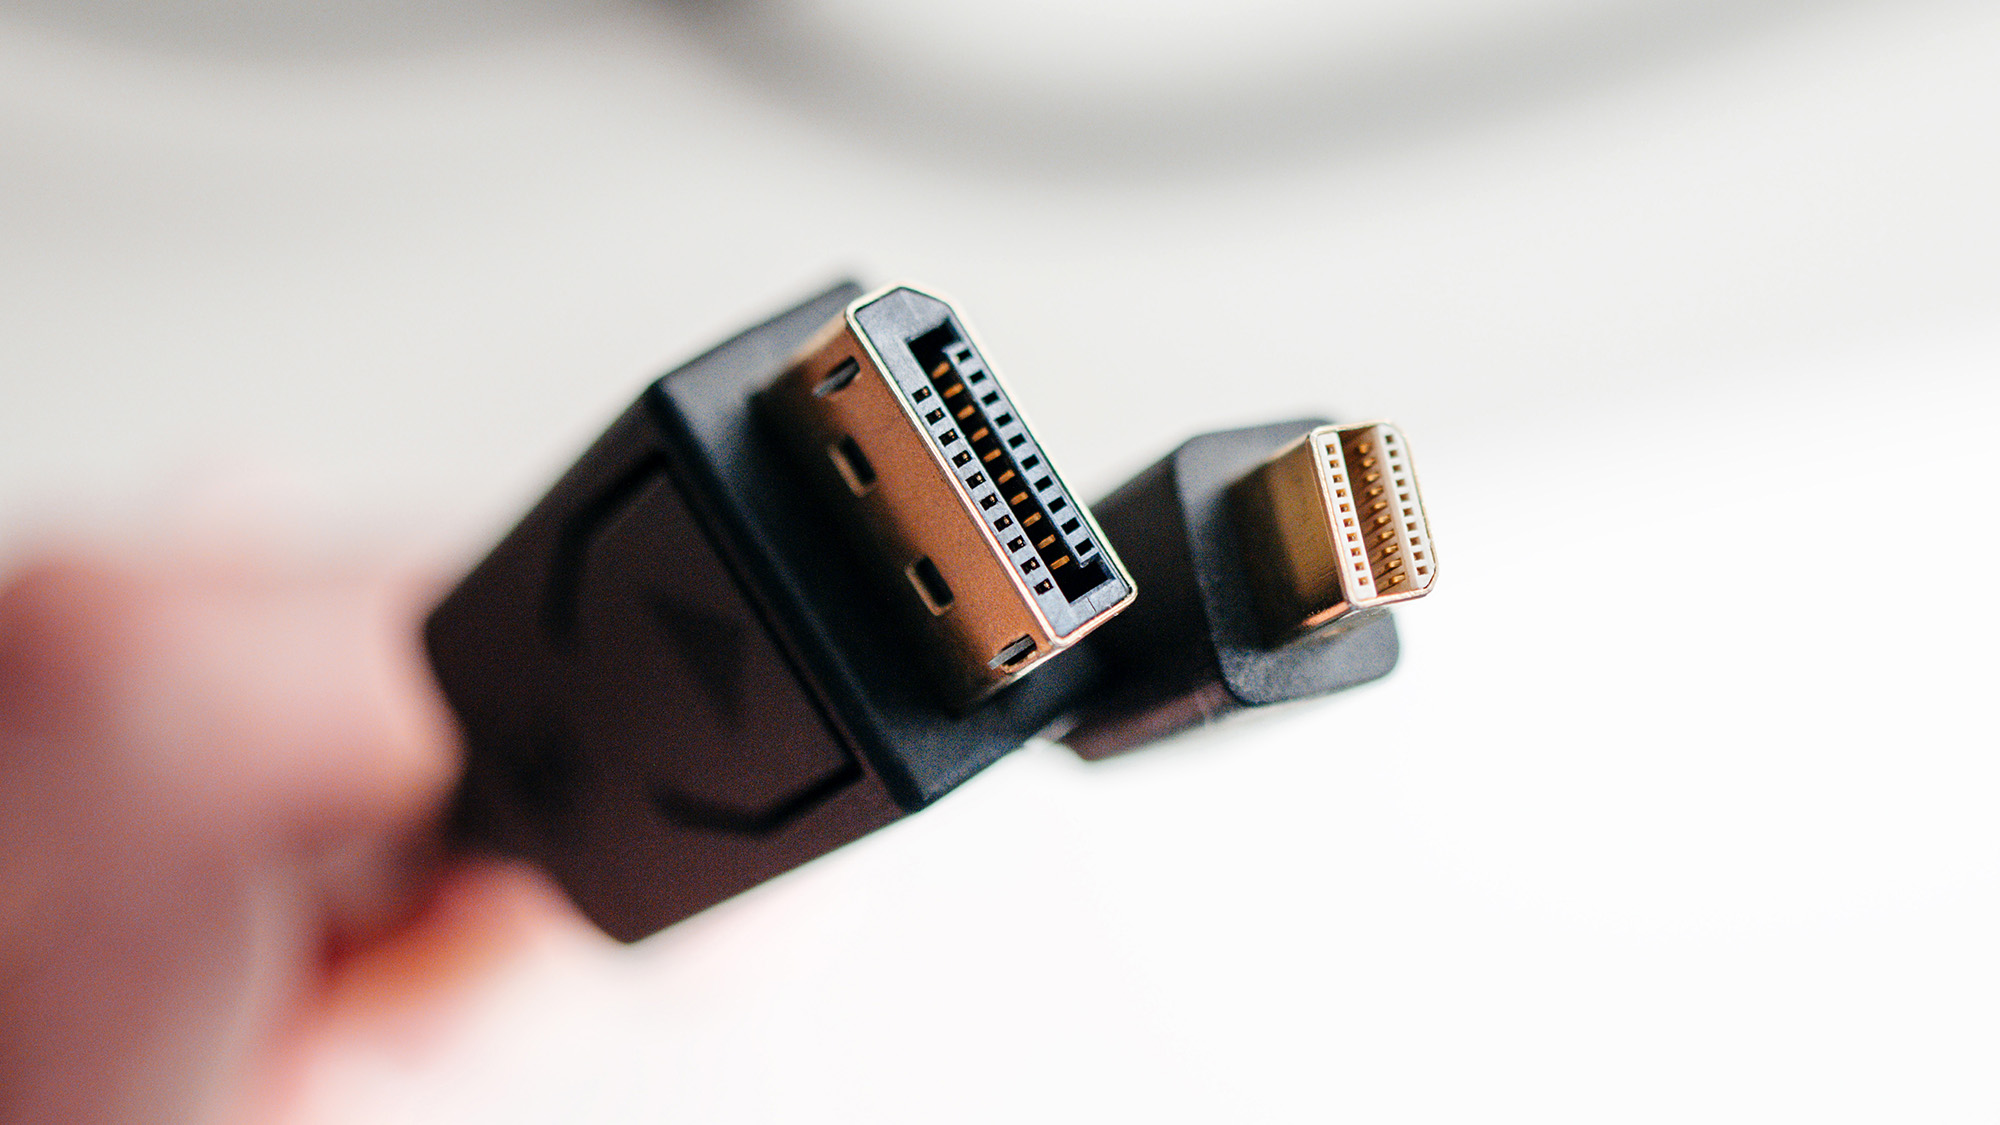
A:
2 0 1998 1120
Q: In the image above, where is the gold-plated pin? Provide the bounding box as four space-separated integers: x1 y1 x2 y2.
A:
1226 421 1435 644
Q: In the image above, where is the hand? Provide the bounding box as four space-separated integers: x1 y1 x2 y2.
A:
0 544 577 1124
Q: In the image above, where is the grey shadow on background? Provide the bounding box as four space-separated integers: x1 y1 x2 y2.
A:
0 0 623 60
0 0 1892 177
659 0 1884 176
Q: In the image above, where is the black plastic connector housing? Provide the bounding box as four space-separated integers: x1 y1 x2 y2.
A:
429 282 1101 941
1061 420 1402 759
430 285 1417 944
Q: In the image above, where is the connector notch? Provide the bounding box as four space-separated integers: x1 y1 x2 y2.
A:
991 635 1037 670
815 358 861 397
830 434 876 493
907 555 954 614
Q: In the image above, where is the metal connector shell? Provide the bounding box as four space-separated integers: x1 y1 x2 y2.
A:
1228 422 1435 644
759 285 1135 707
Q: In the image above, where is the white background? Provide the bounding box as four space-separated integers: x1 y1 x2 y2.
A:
3 0 1998 1120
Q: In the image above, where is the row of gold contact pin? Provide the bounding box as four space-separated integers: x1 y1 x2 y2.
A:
1330 427 1429 594
938 358 1033 537
926 366 1027 512
1376 427 1430 589
927 356 1064 589
1317 434 1376 598
917 340 1112 601
1339 425 1431 597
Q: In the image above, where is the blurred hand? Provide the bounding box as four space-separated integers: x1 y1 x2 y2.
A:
0 545 575 1124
